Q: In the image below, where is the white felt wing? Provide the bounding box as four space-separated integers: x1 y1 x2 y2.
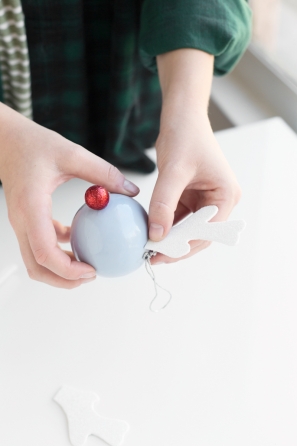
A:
54 386 129 446
145 205 246 258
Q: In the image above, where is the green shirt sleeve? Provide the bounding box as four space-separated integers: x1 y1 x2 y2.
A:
139 0 252 76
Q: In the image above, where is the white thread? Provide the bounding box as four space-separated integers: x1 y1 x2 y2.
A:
143 251 172 313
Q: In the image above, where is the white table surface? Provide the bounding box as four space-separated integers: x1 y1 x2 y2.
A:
1 117 297 446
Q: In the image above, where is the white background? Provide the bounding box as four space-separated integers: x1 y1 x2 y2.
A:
1 118 297 446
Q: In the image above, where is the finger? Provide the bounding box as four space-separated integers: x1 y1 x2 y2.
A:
148 165 189 241
209 198 235 222
16 228 96 288
53 220 71 243
203 182 241 223
150 240 211 265
64 145 139 196
63 250 76 261
151 192 236 265
25 194 97 280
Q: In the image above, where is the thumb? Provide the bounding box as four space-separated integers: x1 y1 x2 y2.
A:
65 145 139 196
148 167 188 241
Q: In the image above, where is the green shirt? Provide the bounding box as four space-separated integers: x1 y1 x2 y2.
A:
1 0 252 173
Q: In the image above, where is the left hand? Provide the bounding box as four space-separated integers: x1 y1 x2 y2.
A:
148 109 241 266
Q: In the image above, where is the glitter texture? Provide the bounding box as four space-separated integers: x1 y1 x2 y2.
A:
85 185 109 210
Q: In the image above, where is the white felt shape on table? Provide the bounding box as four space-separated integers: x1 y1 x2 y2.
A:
145 205 246 258
54 386 130 446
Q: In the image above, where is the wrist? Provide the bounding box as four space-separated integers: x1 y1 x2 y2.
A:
156 48 214 133
157 49 214 103
161 97 208 124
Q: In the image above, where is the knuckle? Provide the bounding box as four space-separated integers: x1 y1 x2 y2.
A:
59 258 73 280
219 181 242 207
107 164 121 184
69 143 83 161
59 143 83 173
70 143 84 157
161 162 191 179
27 268 37 281
63 270 74 280
150 200 173 218
33 247 50 266
9 190 27 219
17 190 35 217
233 184 242 205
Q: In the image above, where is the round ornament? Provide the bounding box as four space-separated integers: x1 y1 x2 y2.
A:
71 187 148 277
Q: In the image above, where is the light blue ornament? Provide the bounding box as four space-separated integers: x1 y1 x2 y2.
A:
71 192 148 277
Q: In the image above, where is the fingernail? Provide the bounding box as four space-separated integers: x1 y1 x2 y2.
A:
123 179 139 194
149 223 164 241
81 277 96 285
80 271 96 279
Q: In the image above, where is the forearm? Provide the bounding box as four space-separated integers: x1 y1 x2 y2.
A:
156 48 214 131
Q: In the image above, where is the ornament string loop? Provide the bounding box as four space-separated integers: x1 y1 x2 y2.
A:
143 251 172 313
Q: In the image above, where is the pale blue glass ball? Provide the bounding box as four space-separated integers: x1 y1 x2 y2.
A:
70 194 148 277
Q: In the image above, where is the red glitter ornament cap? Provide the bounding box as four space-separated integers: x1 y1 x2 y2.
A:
85 185 109 210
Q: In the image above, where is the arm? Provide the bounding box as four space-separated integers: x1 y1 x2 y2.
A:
149 48 241 263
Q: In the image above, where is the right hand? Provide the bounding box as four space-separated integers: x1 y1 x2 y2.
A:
0 103 140 288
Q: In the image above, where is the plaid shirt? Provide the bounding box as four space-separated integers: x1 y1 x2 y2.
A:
1 0 252 173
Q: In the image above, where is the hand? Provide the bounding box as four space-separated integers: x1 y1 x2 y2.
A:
148 49 241 265
0 103 139 288
149 112 241 265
